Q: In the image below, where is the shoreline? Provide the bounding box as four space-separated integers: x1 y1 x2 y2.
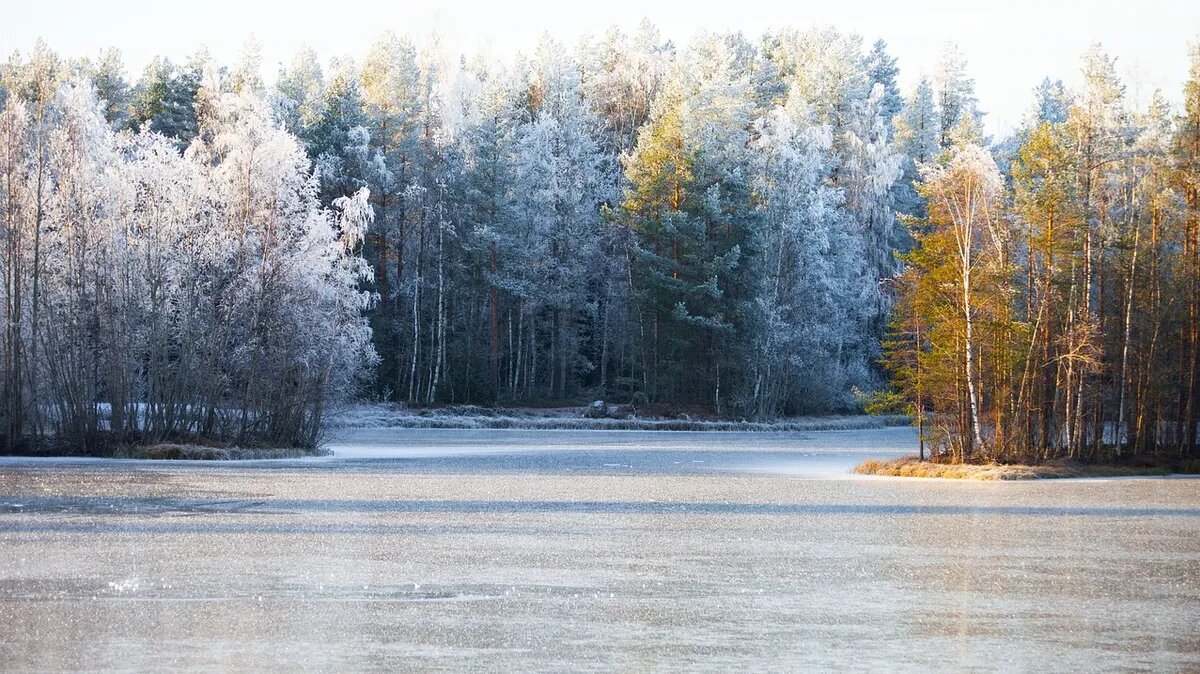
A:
330 403 910 433
122 444 328 460
855 456 1200 480
1 442 326 461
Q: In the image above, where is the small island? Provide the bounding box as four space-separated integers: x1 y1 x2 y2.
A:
855 95 1200 478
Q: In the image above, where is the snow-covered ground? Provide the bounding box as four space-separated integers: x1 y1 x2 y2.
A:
328 403 910 432
1 426 1198 671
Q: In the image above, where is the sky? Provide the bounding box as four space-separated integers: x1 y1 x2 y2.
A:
2 0 1198 138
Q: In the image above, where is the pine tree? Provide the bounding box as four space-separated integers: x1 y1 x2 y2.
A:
933 43 980 149
309 58 371 204
1010 121 1084 456
72 48 129 128
893 77 940 218
360 32 424 398
1173 42 1200 454
864 40 902 136
274 47 326 147
622 35 761 411
127 52 206 146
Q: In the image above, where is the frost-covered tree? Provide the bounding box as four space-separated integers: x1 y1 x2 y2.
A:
71 48 129 128
1032 77 1071 125
450 61 520 396
894 77 939 217
895 78 940 164
844 83 904 347
864 40 902 136
509 39 607 399
580 20 673 163
750 102 864 415
933 43 981 149
127 52 207 145
273 47 326 145
309 58 372 204
359 32 427 397
227 39 265 96
0 64 375 451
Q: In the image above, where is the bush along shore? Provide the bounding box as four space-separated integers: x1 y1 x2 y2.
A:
855 456 1200 480
1 433 327 460
121 444 329 460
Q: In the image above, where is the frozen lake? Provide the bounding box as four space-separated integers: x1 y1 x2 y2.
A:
325 426 917 475
1 427 1198 671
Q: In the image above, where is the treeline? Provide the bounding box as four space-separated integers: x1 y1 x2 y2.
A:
270 26 922 416
0 50 374 450
7 25 948 419
7 27 1197 449
882 46 1200 462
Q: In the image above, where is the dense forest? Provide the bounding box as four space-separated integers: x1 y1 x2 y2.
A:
1 26 1198 459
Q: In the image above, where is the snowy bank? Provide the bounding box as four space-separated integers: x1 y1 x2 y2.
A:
329 403 910 433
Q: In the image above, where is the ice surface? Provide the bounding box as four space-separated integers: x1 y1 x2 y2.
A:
322 426 914 478
1 426 1198 671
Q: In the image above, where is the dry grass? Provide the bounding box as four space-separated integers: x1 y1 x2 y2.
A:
854 456 1181 480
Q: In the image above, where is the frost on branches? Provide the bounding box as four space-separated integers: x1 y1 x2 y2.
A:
0 71 375 451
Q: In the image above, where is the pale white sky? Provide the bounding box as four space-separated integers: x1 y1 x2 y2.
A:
2 0 1197 138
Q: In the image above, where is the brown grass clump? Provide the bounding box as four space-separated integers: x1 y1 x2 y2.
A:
137 444 230 460
854 456 1182 480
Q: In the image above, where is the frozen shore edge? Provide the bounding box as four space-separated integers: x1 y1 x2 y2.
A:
328 404 911 433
